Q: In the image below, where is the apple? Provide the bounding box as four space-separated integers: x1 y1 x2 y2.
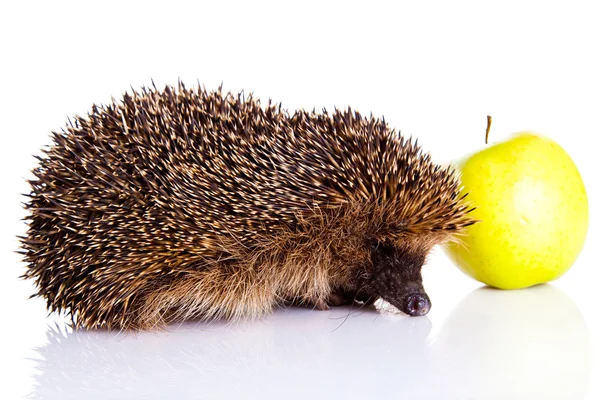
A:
444 129 588 289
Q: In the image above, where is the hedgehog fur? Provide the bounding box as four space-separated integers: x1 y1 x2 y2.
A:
21 83 474 330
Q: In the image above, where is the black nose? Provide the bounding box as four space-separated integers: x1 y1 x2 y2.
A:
404 293 431 316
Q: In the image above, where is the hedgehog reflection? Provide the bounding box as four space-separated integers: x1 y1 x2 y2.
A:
29 309 433 399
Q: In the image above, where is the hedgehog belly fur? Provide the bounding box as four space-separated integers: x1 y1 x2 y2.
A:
138 209 366 329
21 83 473 330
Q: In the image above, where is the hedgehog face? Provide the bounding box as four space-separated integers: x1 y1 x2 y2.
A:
359 240 431 316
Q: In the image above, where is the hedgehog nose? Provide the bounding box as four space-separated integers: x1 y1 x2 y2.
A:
405 293 431 316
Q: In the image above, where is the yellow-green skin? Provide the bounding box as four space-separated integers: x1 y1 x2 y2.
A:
445 132 588 289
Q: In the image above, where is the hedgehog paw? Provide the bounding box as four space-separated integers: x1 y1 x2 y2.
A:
327 292 354 307
290 292 356 311
314 292 355 309
313 298 331 311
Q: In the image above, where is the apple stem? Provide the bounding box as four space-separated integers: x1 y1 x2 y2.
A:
485 115 492 144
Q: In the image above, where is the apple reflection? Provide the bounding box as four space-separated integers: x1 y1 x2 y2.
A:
428 284 591 398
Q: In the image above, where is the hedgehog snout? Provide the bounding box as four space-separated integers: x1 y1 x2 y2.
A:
402 292 431 316
381 283 431 317
367 240 431 316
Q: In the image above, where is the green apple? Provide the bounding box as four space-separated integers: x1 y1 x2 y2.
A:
445 132 588 289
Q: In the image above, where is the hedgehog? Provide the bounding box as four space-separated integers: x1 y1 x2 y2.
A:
20 83 474 330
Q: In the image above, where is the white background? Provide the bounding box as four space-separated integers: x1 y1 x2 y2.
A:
1 1 598 399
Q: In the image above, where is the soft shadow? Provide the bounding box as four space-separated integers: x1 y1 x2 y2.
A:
29 305 432 399
428 284 592 399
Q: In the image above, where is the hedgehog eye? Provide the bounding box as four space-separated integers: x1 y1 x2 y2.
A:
365 237 382 251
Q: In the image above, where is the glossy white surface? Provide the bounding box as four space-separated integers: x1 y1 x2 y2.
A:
1 1 599 399
26 285 592 400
